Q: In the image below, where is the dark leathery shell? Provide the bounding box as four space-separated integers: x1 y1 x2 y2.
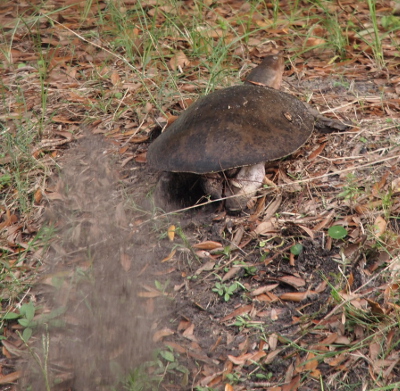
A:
147 84 314 174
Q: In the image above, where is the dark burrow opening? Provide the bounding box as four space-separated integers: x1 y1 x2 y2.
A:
153 171 219 212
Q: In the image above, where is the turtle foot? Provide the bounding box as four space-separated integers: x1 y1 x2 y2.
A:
201 173 224 200
225 162 265 213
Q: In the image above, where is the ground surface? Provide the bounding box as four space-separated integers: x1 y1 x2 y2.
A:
1 1 400 390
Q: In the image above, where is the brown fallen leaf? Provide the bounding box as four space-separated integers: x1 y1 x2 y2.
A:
0 370 22 384
282 374 300 391
268 333 278 350
372 172 389 197
289 252 296 266
161 249 176 263
169 50 190 71
164 341 186 354
308 142 326 161
227 352 253 365
225 384 234 391
250 284 279 296
110 70 121 86
221 266 240 282
167 225 175 241
354 200 382 215
373 216 387 237
366 298 386 316
220 304 253 322
153 328 174 342
2 340 24 357
182 323 197 342
278 275 306 288
262 194 281 220
325 353 348 367
279 291 310 302
297 224 314 240
0 209 18 230
33 188 42 203
253 219 277 235
193 240 222 250
264 348 282 365
303 352 319 372
177 319 191 331
44 191 64 201
246 351 266 365
195 250 211 258
134 152 147 163
270 308 279 320
195 260 215 275
120 252 131 271
138 291 162 298
391 177 400 194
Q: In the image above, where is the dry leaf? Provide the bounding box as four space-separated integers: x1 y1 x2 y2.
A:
177 319 191 331
222 266 240 282
297 224 315 239
250 284 279 296
373 216 387 237
254 219 276 235
372 172 389 196
391 177 400 194
325 353 348 367
308 142 326 160
225 384 234 391
34 189 42 203
115 202 128 227
164 341 186 354
282 374 300 391
110 70 121 86
153 328 174 342
134 152 147 163
0 371 22 384
366 298 386 316
193 240 222 250
182 323 197 342
278 275 306 288
220 305 253 322
161 249 176 263
169 50 190 71
138 291 162 298
227 353 253 365
303 352 319 371
269 333 278 350
0 209 18 230
304 37 326 48
167 225 175 241
264 348 282 364
120 252 131 271
195 260 215 275
195 250 210 258
245 351 266 365
279 291 309 302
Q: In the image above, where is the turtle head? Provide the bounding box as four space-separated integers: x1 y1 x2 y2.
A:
244 53 284 90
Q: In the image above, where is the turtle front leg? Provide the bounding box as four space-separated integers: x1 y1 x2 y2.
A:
225 162 265 212
201 172 224 200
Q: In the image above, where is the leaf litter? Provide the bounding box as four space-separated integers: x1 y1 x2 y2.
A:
1 0 400 390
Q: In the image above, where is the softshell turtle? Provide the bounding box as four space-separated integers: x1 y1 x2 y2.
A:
147 54 336 212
